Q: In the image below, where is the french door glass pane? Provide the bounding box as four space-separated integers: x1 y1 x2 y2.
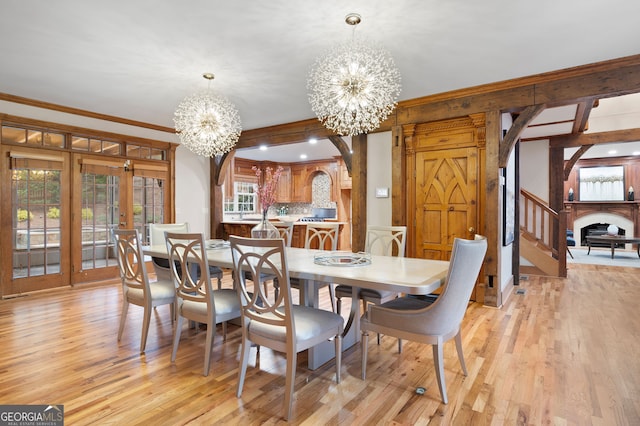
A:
133 176 164 243
81 173 119 270
12 169 62 278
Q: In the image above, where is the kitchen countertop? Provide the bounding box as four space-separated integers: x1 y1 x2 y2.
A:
222 219 345 225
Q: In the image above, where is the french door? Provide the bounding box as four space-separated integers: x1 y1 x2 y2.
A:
1 147 71 295
1 147 169 296
71 156 128 284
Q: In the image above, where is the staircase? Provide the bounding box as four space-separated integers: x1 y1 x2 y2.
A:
519 189 568 277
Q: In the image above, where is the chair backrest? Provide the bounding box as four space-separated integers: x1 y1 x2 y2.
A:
230 236 294 333
113 229 151 296
422 235 487 335
365 225 407 257
304 223 339 251
149 222 189 246
274 222 294 247
165 232 214 311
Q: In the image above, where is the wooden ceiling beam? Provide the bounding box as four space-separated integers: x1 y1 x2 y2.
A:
549 128 640 148
499 104 546 167
563 145 594 181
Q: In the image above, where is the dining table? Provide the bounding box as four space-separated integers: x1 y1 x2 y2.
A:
143 242 450 370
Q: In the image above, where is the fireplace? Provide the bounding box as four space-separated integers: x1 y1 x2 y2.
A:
580 223 626 247
572 213 634 248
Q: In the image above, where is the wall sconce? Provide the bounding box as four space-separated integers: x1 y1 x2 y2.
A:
124 160 131 172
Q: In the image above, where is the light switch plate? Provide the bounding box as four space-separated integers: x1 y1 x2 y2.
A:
375 187 389 198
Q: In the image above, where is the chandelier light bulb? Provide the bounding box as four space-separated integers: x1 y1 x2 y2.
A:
308 14 401 136
174 73 242 157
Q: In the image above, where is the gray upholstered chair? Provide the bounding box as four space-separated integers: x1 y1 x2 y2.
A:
274 222 339 310
361 235 487 404
113 229 176 353
230 236 343 421
165 232 241 376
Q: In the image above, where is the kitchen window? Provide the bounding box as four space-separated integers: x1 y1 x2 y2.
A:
224 181 257 213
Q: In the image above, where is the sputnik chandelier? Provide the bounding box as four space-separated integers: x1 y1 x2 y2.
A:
174 73 242 157
308 13 401 136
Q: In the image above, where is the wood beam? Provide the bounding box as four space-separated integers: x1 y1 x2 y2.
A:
499 105 545 167
549 128 640 148
573 99 595 133
351 134 367 252
327 135 352 174
563 145 593 181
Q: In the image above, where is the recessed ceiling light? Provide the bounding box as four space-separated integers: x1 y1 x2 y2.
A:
259 145 268 151
300 154 308 159
633 151 640 156
608 150 617 154
309 138 318 144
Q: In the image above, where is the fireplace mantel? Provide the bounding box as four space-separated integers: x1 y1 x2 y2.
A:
564 201 640 235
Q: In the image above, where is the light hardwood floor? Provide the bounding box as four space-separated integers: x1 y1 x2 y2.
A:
0 263 638 425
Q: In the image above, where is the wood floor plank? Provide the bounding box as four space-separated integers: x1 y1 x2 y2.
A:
1 264 639 424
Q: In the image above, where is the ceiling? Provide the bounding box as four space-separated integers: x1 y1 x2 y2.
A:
1 1 640 161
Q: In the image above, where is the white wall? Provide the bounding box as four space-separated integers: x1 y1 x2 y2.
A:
520 139 550 201
174 146 210 237
366 131 393 226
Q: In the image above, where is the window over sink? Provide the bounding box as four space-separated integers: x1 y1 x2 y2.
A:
224 181 257 213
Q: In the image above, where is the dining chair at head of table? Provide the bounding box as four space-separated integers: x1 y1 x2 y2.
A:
149 222 223 289
165 232 241 376
229 236 343 421
360 235 487 404
113 229 176 353
274 222 339 310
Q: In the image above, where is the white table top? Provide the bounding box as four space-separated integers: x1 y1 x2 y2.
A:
143 244 449 296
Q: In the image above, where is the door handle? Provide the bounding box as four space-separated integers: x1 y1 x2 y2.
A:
120 222 127 226
469 227 475 233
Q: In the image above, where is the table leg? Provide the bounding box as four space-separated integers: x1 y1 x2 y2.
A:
304 280 360 370
587 242 592 255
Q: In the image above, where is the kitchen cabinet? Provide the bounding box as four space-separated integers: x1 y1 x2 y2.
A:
290 164 311 202
339 158 351 189
276 165 292 202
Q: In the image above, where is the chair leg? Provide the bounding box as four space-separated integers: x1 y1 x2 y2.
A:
334 334 342 383
336 296 342 315
454 331 468 376
274 278 280 301
236 336 251 397
222 321 228 341
361 331 369 380
171 316 184 362
203 321 215 376
117 299 129 342
432 343 448 404
398 338 402 353
140 304 152 353
283 351 297 421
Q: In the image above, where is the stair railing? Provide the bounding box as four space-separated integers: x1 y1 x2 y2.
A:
520 189 567 277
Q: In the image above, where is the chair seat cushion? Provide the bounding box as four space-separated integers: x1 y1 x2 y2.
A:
181 289 240 319
248 305 343 344
364 296 437 332
126 279 175 303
